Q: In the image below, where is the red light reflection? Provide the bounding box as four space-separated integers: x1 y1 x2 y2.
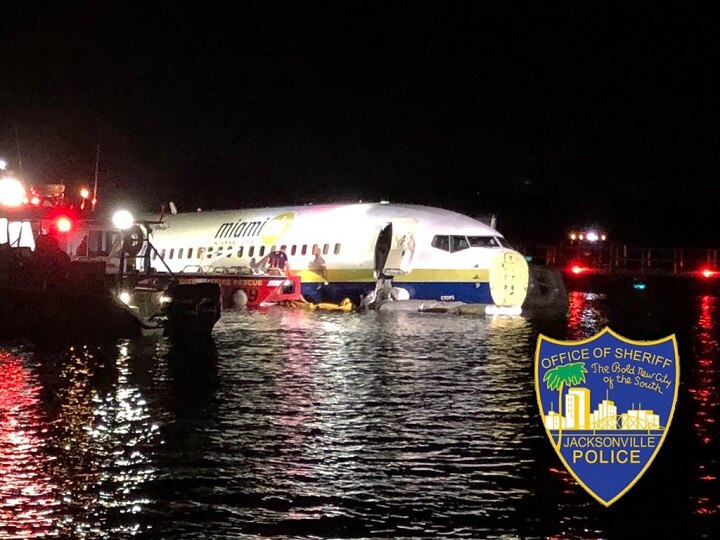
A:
565 291 608 341
0 352 59 537
689 295 720 517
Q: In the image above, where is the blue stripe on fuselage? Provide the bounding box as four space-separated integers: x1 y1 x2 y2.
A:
301 281 493 305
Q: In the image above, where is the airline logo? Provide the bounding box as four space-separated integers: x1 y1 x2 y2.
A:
214 212 294 244
535 327 679 506
260 212 294 245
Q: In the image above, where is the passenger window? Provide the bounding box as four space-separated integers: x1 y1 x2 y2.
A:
187 248 193 259
259 246 265 257
226 250 231 258
237 246 243 257
169 248 174 259
334 243 341 255
301 244 307 256
152 250 157 261
450 236 470 253
197 247 205 259
249 246 254 257
178 248 184 259
431 235 450 252
323 243 329 255
291 245 297 256
160 249 166 259
207 247 213 259
312 244 319 255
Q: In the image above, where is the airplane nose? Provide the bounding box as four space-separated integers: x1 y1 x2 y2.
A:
488 250 529 307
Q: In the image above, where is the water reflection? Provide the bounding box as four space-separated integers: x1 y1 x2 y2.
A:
0 295 717 538
566 291 608 340
0 351 60 538
205 310 547 536
690 295 720 518
1 343 165 538
534 292 608 537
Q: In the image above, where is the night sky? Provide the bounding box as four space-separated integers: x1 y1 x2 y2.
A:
1 2 717 244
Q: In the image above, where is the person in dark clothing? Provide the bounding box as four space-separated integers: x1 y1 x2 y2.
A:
267 245 289 273
76 235 89 257
35 234 72 280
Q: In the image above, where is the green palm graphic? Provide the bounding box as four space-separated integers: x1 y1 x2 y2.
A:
543 361 588 449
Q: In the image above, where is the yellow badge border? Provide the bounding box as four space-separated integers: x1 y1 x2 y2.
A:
534 326 680 507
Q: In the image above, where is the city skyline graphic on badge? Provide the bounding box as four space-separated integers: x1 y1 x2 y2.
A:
535 327 679 506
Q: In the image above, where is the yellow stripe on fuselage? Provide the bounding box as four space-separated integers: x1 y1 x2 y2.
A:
296 268 490 283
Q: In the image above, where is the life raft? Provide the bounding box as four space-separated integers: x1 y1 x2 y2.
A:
287 297 354 312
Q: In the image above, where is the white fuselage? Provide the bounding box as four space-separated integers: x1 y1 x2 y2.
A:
138 203 529 307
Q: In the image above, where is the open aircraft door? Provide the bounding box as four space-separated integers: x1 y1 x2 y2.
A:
374 218 417 278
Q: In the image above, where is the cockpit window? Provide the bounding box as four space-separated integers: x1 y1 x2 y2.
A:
431 235 450 252
495 236 510 248
436 235 503 252
468 236 501 248
450 235 470 252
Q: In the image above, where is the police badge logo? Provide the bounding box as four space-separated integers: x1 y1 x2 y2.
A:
534 327 679 506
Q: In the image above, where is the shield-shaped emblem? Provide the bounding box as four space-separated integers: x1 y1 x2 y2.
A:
535 327 679 506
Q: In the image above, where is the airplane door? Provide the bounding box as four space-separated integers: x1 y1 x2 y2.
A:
374 218 417 277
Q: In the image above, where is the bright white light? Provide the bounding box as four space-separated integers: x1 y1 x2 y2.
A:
569 233 577 240
586 231 599 242
0 160 6 170
119 291 131 304
601 234 607 241
112 210 134 230
56 216 73 233
159 295 171 304
0 178 26 207
485 305 523 316
80 188 90 199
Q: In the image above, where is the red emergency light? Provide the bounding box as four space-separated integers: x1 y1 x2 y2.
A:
699 267 717 279
45 208 78 235
55 216 73 233
566 262 590 275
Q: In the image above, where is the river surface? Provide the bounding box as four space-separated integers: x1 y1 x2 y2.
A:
0 291 717 538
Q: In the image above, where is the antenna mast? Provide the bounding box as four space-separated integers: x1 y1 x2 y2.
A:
92 144 100 209
14 125 23 170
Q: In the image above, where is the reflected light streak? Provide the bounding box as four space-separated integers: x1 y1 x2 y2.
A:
566 292 608 340
0 352 60 538
690 295 719 517
41 344 159 537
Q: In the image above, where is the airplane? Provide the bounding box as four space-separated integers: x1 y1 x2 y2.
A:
134 202 529 309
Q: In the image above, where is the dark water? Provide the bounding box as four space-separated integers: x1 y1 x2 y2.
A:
0 291 717 539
